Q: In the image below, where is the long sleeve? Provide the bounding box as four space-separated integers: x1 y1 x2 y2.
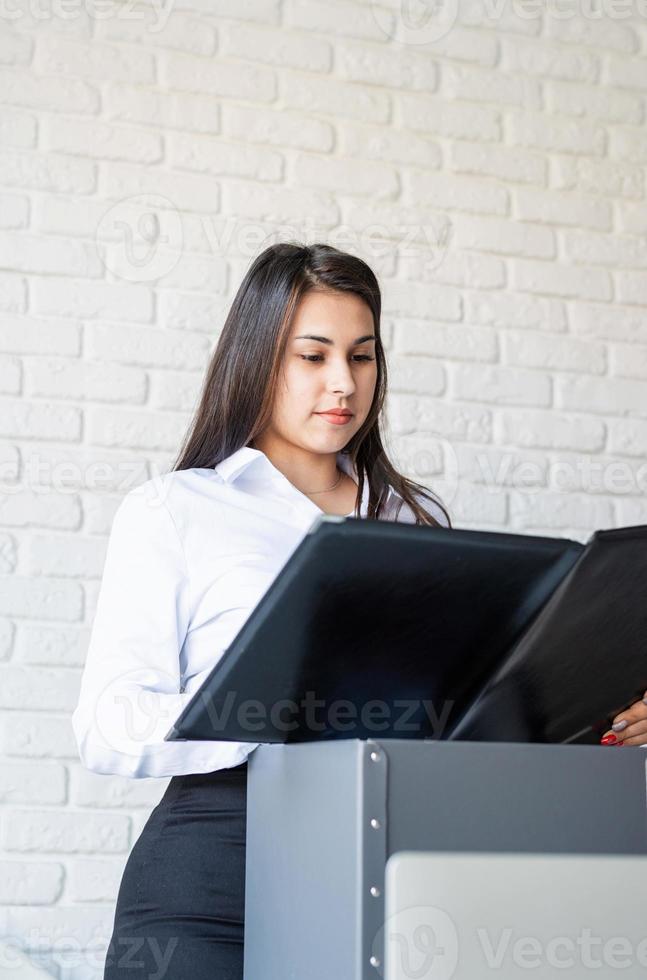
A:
72 485 253 778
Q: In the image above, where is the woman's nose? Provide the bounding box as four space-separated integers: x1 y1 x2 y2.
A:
326 362 356 394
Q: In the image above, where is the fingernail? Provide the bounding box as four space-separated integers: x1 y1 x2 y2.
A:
601 734 618 745
612 720 628 732
642 697 647 705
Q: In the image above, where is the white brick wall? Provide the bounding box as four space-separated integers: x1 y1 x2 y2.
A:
1 0 646 974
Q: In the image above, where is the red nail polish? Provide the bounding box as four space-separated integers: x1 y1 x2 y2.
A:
601 734 618 745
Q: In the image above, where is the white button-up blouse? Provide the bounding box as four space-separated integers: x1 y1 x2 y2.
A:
72 445 450 778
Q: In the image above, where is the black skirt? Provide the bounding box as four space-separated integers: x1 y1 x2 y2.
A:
103 760 248 980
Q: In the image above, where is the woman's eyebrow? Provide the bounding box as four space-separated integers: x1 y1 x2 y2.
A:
294 334 376 345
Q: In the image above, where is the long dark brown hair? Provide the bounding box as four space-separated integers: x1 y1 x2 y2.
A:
172 242 451 528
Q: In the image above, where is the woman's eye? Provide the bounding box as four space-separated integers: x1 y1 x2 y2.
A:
299 355 375 363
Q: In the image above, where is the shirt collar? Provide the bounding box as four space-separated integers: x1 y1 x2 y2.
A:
214 445 360 486
213 447 448 525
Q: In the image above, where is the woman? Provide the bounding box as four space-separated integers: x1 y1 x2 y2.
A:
72 242 452 979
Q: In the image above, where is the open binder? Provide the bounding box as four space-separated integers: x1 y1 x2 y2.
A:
165 516 647 747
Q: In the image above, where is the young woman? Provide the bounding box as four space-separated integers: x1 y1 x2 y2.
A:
72 242 452 979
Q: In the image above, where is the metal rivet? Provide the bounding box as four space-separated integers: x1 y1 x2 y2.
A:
370 886 381 897
370 817 381 829
370 751 381 762
370 955 381 968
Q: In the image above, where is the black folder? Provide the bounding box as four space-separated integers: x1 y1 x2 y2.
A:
165 516 647 746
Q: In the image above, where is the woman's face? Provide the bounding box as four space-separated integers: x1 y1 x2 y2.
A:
269 289 379 455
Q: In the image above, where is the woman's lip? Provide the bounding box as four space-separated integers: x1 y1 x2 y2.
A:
316 412 354 425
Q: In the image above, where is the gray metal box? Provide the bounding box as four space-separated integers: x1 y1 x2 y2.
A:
244 738 647 980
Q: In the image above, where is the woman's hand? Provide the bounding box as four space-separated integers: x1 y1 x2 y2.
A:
601 691 647 746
